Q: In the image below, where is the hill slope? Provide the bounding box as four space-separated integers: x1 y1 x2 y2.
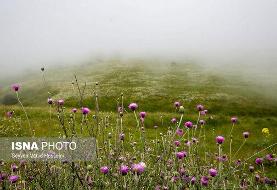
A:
1 59 277 116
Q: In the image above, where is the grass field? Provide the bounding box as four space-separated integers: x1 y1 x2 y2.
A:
0 60 276 189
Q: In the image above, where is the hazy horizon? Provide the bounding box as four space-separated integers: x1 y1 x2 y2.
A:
0 0 277 78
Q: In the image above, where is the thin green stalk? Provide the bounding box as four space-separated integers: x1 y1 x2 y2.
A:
16 92 33 136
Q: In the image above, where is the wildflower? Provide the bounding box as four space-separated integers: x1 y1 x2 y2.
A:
117 106 123 112
217 155 228 162
132 162 146 175
179 106 185 113
6 111 13 118
87 165 93 171
197 104 204 111
119 133 125 141
11 163 18 172
249 166 254 172
190 176 196 185
176 151 187 159
174 101 180 108
100 166 109 174
11 84 20 92
265 154 273 161
255 174 260 182
174 140 180 147
231 117 238 124
236 159 242 165
184 121 193 129
199 120 205 125
72 108 77 113
171 118 177 123
119 165 129 175
19 160 26 167
81 107 90 115
209 168 217 177
176 129 184 136
9 175 19 183
139 112 146 118
87 176 93 186
243 132 249 138
171 176 179 183
47 98 53 105
262 128 270 136
255 157 263 165
200 111 206 115
154 125 158 129
57 99 64 106
0 173 7 181
128 103 138 111
200 176 209 186
185 140 191 147
192 137 198 143
216 136 225 144
178 167 186 176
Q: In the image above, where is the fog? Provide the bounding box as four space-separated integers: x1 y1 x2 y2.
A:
0 0 277 78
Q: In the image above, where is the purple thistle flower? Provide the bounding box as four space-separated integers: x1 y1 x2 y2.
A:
139 112 146 118
11 84 20 92
265 154 273 161
117 106 123 113
81 107 90 115
100 166 109 174
131 162 146 175
128 103 138 111
6 111 14 118
174 140 180 147
185 140 191 147
255 174 260 182
171 176 179 183
176 151 187 159
47 98 53 105
197 104 204 111
209 168 218 177
216 136 225 144
0 173 7 181
192 137 198 143
200 111 206 115
57 99 64 106
87 176 93 186
72 108 77 113
243 132 249 138
231 117 238 124
249 166 254 172
255 157 263 165
190 176 196 185
176 129 184 136
119 165 129 175
174 101 181 108
11 163 18 172
184 121 193 129
9 175 19 183
171 118 177 123
217 155 228 162
199 120 205 125
119 133 125 140
200 176 209 186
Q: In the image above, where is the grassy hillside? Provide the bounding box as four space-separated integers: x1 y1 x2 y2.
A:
1 59 277 116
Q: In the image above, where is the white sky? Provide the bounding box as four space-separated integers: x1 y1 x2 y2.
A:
0 0 277 76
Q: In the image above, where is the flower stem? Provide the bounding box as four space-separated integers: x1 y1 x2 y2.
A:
16 92 34 136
